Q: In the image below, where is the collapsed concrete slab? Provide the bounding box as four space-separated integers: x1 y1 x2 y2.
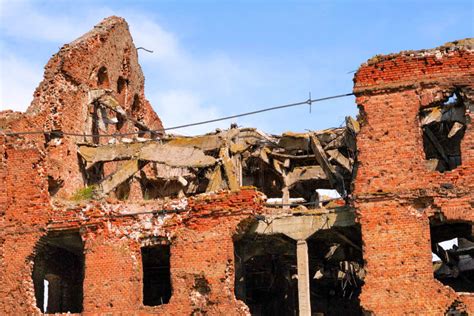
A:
76 124 355 201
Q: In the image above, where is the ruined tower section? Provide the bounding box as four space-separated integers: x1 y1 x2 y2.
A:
0 16 163 198
353 40 474 314
0 17 163 314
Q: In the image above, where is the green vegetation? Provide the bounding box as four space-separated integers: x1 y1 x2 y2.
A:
71 185 97 201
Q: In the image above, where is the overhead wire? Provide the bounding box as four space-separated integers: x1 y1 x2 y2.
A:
1 92 354 138
136 47 154 53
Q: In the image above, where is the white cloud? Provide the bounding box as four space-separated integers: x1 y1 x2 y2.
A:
127 17 181 63
0 53 42 111
0 2 112 111
122 14 264 135
0 0 92 43
126 14 258 93
153 90 228 136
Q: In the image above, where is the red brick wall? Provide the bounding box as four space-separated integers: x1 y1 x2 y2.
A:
82 234 142 313
143 190 260 315
71 190 261 315
0 137 51 314
154 218 250 315
353 42 474 314
0 184 262 315
355 200 457 314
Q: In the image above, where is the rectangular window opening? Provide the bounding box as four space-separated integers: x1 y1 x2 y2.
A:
420 91 467 172
141 244 172 306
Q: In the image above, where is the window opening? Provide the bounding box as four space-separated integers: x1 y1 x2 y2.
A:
32 231 84 313
97 66 110 88
431 220 474 292
142 244 172 306
420 91 467 172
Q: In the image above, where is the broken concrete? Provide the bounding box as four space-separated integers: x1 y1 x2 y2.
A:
76 121 355 202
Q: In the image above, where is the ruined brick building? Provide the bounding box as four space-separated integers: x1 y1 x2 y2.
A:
0 16 473 315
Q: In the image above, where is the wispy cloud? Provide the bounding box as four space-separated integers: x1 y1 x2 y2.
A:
0 0 97 43
0 1 106 111
0 52 42 111
152 90 227 136
128 17 181 64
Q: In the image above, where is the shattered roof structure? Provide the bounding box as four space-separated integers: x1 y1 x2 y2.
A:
0 16 473 315
75 121 358 201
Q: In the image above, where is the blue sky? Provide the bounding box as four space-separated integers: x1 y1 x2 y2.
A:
0 0 472 135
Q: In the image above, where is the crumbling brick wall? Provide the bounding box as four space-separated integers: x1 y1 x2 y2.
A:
0 16 163 198
1 142 263 315
0 16 166 315
0 137 51 314
45 190 262 315
353 39 474 314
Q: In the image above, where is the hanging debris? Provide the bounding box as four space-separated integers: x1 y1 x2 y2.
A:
77 111 358 202
420 91 467 172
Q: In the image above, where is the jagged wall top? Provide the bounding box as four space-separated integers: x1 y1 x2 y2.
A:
1 16 164 197
2 16 162 134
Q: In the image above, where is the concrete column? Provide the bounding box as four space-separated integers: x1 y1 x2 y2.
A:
296 239 311 316
282 186 290 210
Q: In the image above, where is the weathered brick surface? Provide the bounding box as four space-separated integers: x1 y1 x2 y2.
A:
0 168 262 315
72 190 259 315
0 138 51 314
82 235 142 312
0 16 163 198
355 200 457 314
353 40 474 315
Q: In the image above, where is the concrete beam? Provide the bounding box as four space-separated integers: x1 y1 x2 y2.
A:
287 165 327 187
219 147 240 191
251 209 355 240
100 160 141 194
310 135 345 195
206 164 223 192
78 142 216 168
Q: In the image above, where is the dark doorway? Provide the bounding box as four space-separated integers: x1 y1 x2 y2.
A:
234 234 298 316
307 225 364 316
32 231 84 313
141 244 172 306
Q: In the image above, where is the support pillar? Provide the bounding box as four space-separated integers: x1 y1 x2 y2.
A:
282 186 290 210
296 239 311 316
